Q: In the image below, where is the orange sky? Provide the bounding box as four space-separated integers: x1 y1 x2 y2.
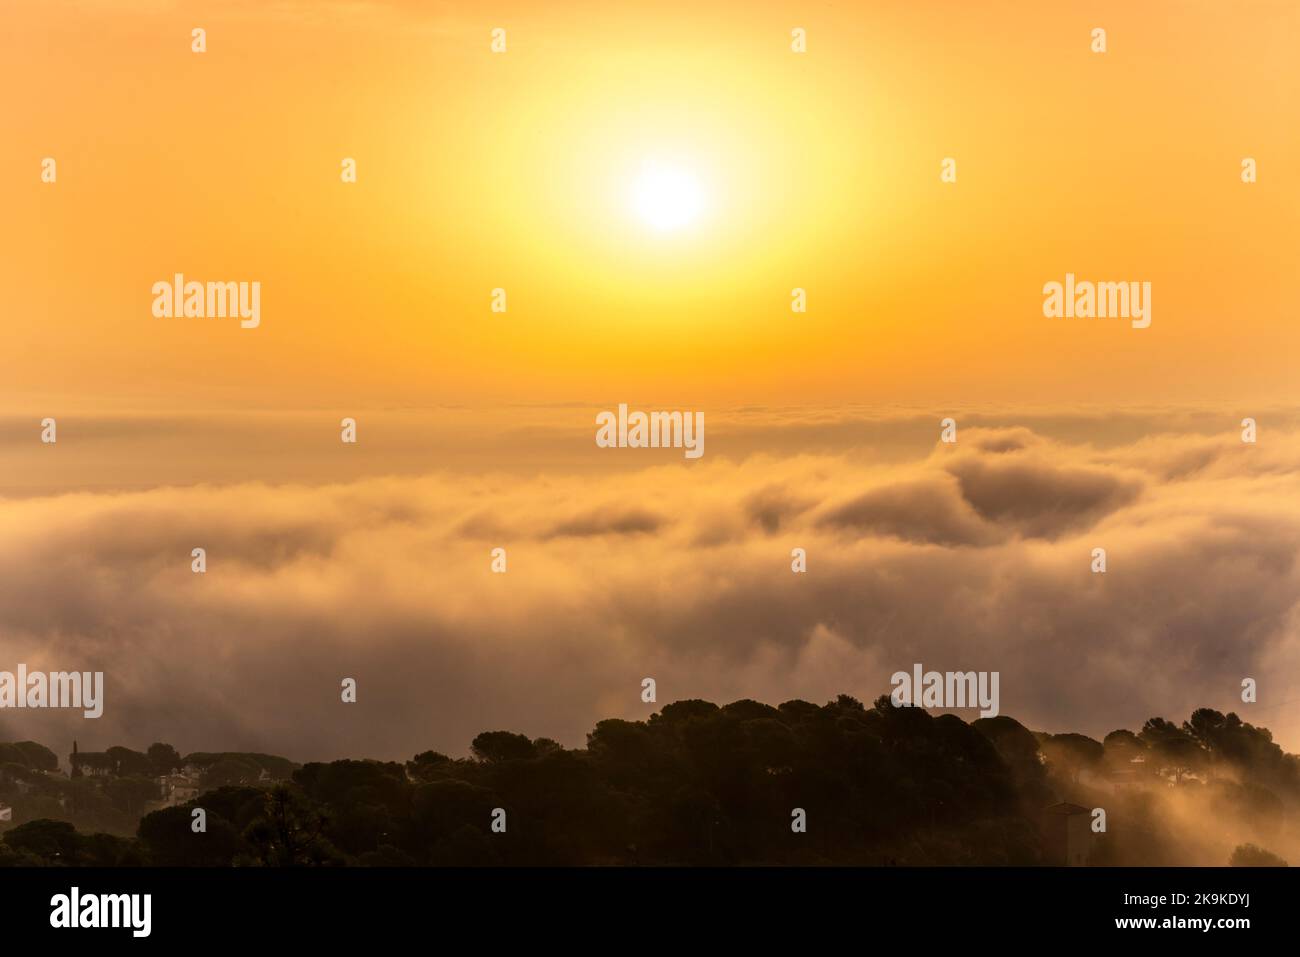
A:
2 0 1297 413
2 1 1300 765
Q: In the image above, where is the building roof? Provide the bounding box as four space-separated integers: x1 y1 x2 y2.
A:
1044 802 1090 815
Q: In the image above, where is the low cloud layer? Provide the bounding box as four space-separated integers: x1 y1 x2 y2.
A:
2 414 1298 763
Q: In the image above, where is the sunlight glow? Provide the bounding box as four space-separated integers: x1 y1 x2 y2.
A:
629 163 706 232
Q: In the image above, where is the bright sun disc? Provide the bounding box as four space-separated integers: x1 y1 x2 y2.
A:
630 164 705 232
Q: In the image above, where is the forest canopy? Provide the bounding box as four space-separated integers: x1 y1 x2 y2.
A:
1 697 1295 867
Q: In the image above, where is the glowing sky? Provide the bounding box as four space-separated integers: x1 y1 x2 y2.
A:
2 0 1297 413
2 1 1299 761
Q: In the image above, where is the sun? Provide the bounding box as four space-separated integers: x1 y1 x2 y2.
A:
629 162 706 232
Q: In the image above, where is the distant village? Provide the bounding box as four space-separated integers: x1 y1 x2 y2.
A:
0 739 295 837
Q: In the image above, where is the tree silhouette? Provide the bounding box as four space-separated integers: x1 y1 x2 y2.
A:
3 698 1298 867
